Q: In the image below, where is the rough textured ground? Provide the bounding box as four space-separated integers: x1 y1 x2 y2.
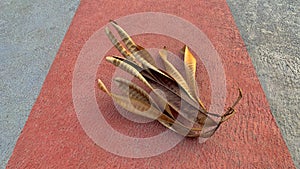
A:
0 0 79 167
226 1 299 167
0 0 298 168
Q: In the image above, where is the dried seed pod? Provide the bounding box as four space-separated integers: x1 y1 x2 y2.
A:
97 21 242 138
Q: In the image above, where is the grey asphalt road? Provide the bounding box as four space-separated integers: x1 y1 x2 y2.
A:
0 0 299 168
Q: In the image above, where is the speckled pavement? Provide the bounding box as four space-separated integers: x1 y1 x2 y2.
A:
0 0 80 167
227 0 299 167
0 0 298 168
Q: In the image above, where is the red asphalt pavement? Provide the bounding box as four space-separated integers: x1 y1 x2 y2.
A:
7 0 295 168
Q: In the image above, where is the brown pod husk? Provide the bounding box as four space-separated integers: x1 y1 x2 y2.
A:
97 21 242 138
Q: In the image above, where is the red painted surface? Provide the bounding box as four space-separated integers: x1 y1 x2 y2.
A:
7 0 295 168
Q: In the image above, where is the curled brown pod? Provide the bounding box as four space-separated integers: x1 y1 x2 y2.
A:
97 21 242 138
